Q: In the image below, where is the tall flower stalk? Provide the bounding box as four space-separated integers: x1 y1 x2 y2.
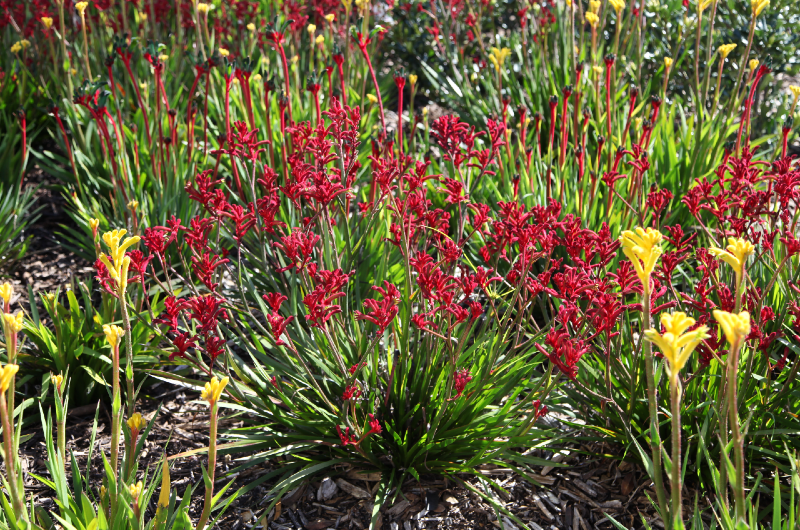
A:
619 227 669 522
645 313 709 529
714 310 751 525
196 375 229 530
99 229 141 420
0 364 24 522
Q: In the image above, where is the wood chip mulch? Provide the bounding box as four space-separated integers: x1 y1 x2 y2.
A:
18 380 677 530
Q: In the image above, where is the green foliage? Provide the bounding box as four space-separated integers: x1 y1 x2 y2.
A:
21 281 162 406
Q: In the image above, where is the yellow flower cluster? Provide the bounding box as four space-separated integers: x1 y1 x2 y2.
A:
709 237 754 279
0 283 12 307
129 481 144 501
697 0 712 13
488 47 511 73
718 43 736 59
0 365 19 393
197 2 209 13
713 310 751 347
99 229 140 294
103 324 125 349
51 373 64 390
749 58 759 71
201 376 230 405
324 13 335 22
609 0 625 13
618 227 663 289
10 40 31 54
585 12 599 27
75 1 88 15
3 312 24 334
409 74 418 86
751 0 768 17
41 17 54 29
664 57 673 69
644 312 709 374
127 412 146 433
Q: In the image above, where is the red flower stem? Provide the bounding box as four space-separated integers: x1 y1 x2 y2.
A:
122 59 151 144
211 149 223 181
186 71 203 162
203 72 211 157
223 77 244 197
781 126 790 158
336 62 347 105
397 85 404 155
735 68 766 156
558 94 570 168
275 44 293 123
546 101 557 200
620 93 637 149
155 73 167 183
243 79 256 130
53 110 79 188
313 91 322 125
605 63 613 170
279 105 289 186
359 43 386 132
264 90 275 169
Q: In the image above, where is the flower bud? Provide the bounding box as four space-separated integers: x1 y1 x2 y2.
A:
51 373 64 392
127 412 146 434
713 310 751 347
103 324 125 349
0 364 19 393
3 312 24 334
201 376 230 405
0 283 12 310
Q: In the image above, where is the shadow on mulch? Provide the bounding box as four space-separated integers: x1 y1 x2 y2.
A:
5 163 93 315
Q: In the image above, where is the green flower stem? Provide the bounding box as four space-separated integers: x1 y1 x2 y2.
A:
196 401 219 530
670 375 684 529
642 284 669 523
120 292 136 419
727 339 746 524
56 390 67 478
0 392 26 522
110 340 122 483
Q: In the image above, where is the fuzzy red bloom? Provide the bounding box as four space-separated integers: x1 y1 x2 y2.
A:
537 328 588 380
274 229 320 273
169 332 197 361
366 414 382 435
355 281 400 333
342 384 362 401
453 368 472 398
336 425 359 446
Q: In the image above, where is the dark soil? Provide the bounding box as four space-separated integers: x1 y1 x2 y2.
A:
6 163 92 314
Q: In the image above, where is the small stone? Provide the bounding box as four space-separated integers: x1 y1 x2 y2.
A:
318 478 338 502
